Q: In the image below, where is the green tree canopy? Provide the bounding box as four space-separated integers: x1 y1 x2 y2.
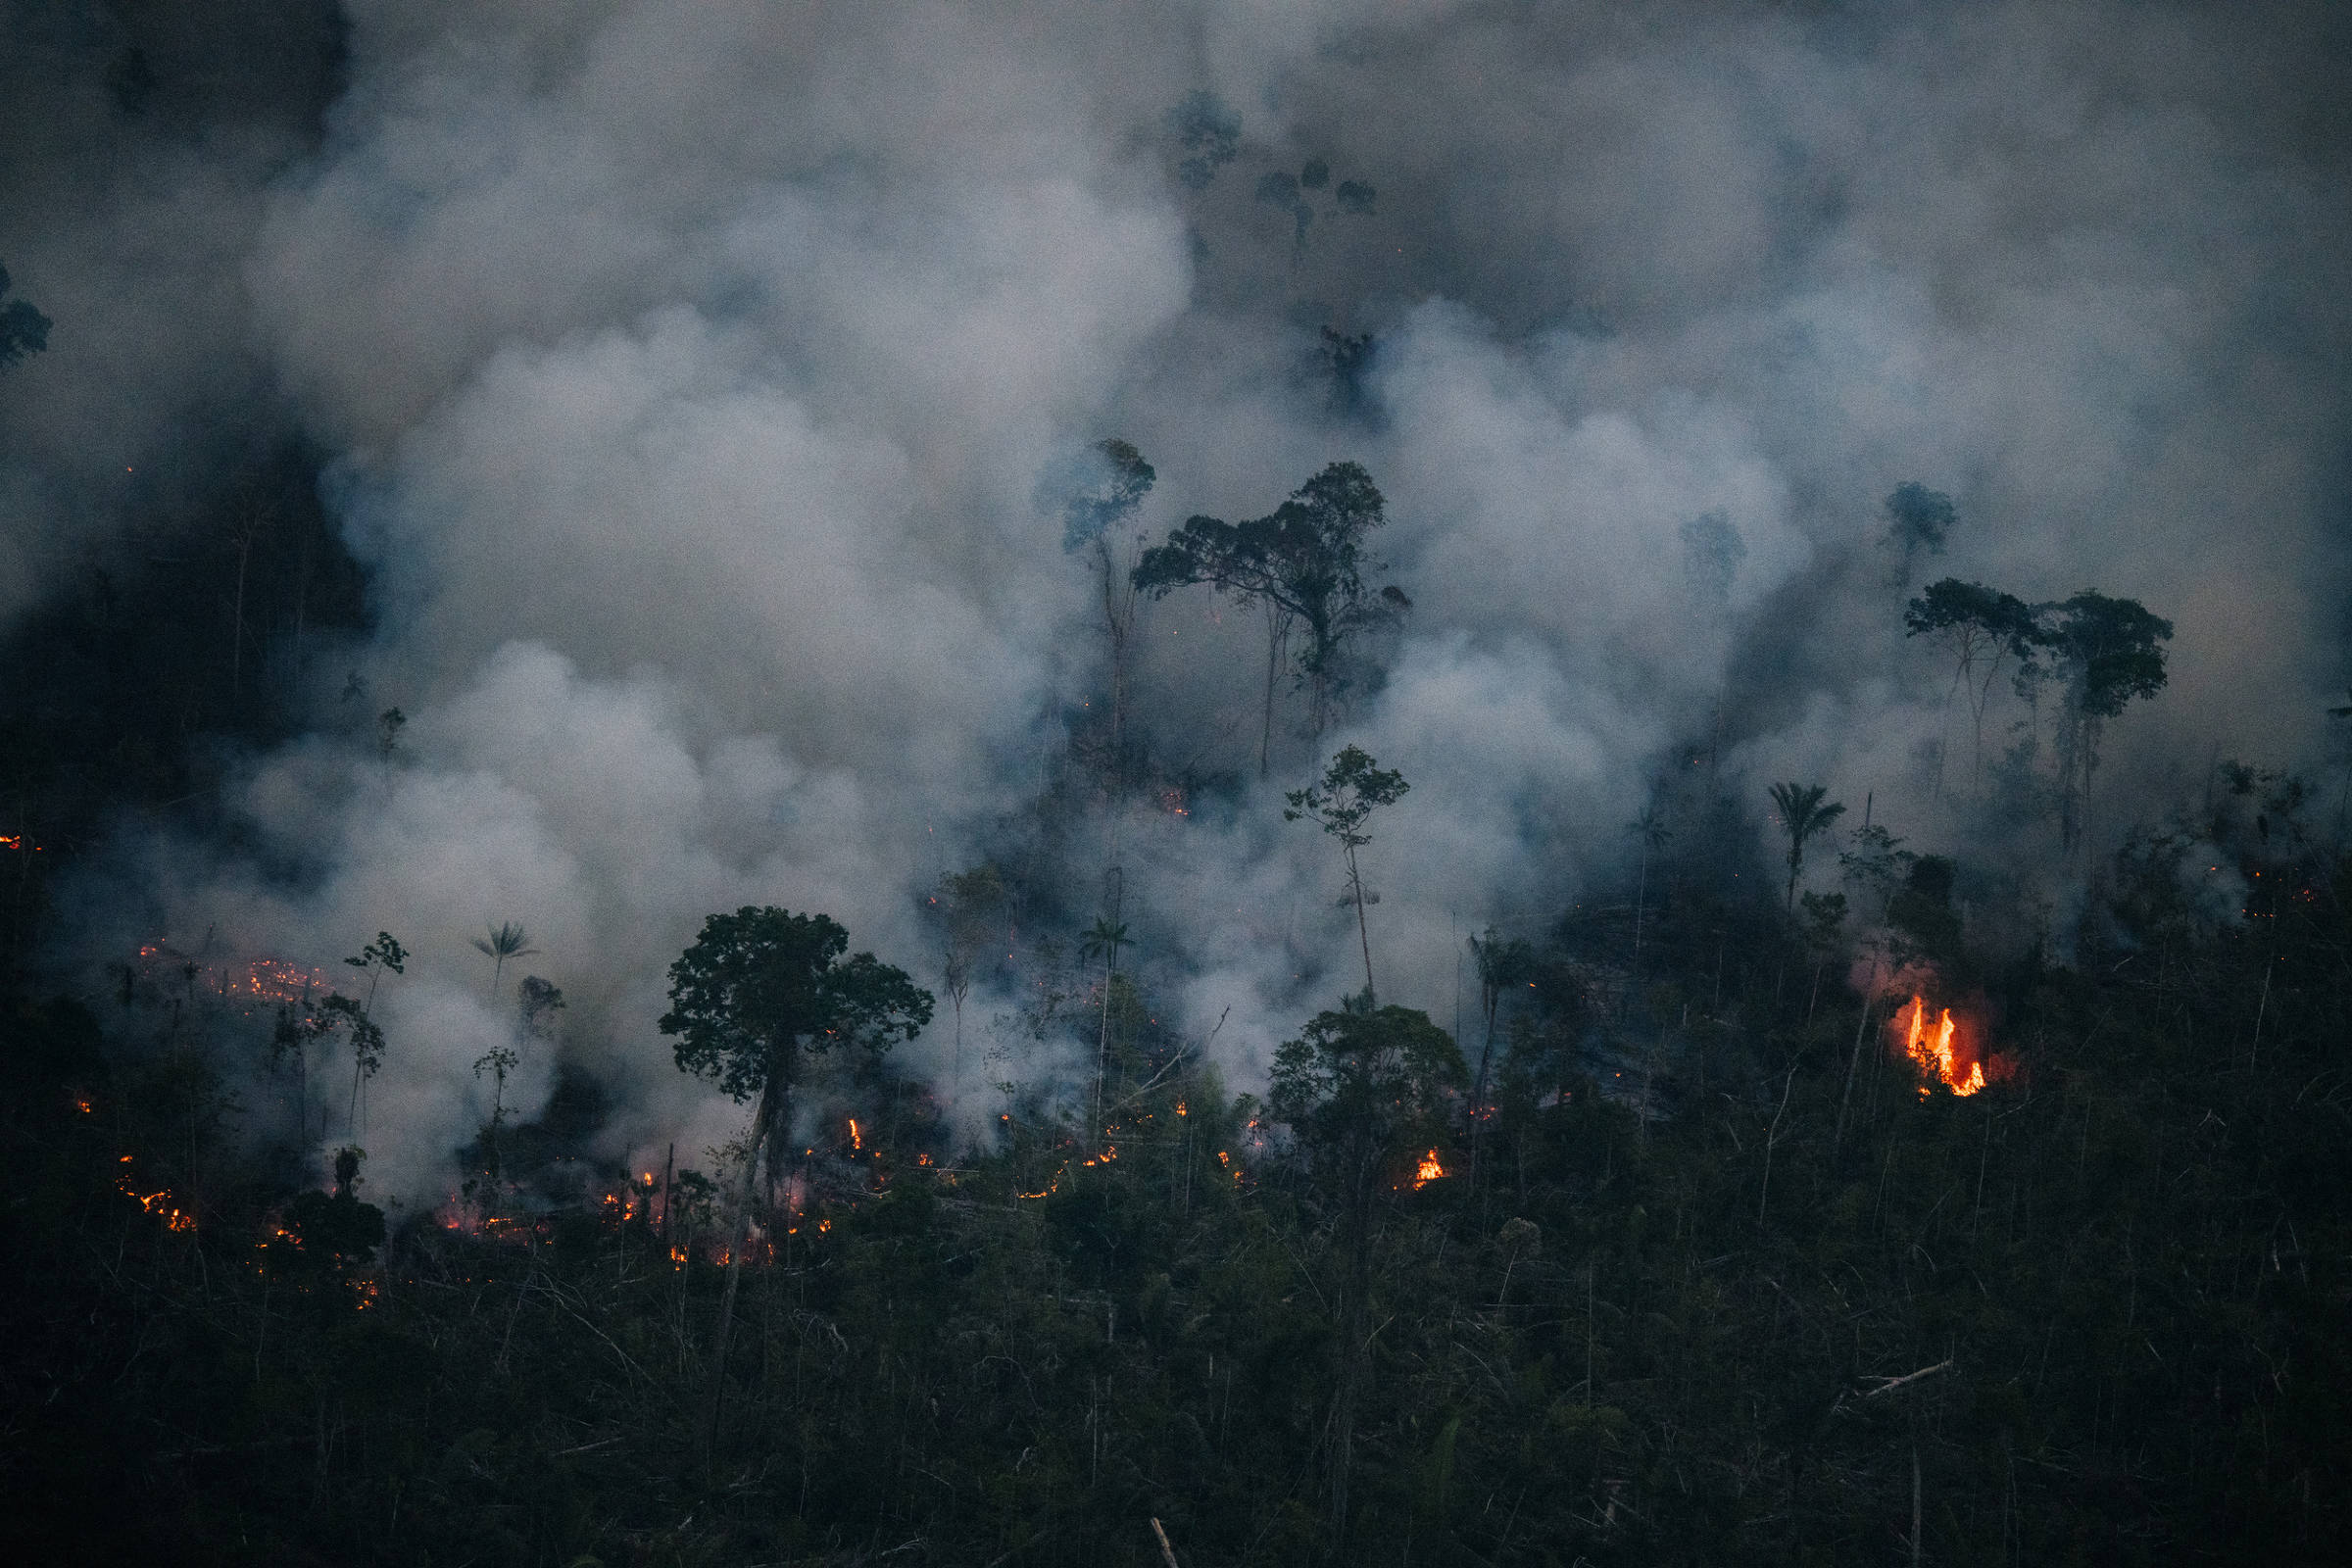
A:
661 906 931 1184
1271 1003 1463 1186
2041 589 2173 718
1270 1001 1463 1529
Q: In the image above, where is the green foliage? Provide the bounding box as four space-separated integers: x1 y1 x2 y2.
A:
661 906 930 1190
661 907 931 1103
1270 1004 1463 1183
1285 742 1409 849
2041 587 2174 718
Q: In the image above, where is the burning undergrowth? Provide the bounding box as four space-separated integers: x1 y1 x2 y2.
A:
1886 987 2020 1099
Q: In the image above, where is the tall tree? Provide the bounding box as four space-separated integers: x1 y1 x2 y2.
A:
1767 783 1846 913
1270 1003 1463 1538
662 908 929 1459
661 907 932 1200
1133 461 1406 771
1626 804 1671 986
1465 927 1533 1185
1286 746 1410 1003
2031 590 2173 854
1050 439 1156 776
1882 480 1955 585
927 863 1006 1078
323 931 405 1137
1078 912 1133 1145
469 920 538 1003
1903 578 2040 796
473 976 561 1182
1465 927 1532 1118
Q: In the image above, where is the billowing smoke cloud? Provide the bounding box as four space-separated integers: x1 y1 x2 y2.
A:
8 0 2347 1200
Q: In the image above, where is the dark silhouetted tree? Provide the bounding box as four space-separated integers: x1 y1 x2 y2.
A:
470 919 538 1003
1135 462 1404 768
1048 438 1155 774
325 931 405 1136
1768 783 1846 913
1165 90 1240 188
1627 804 1671 985
928 863 1005 1077
662 906 931 1199
1271 1002 1462 1536
1883 480 1955 584
1287 746 1409 1002
2031 589 2172 853
1904 577 2039 795
1078 913 1133 1143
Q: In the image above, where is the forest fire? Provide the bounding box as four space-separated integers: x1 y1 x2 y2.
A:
1888 996 2012 1098
117 1156 196 1231
1410 1150 1447 1189
132 941 329 1018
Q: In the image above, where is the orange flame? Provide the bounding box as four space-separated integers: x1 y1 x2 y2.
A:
847 1117 862 1152
1410 1150 1446 1190
116 1158 196 1230
1891 996 1993 1097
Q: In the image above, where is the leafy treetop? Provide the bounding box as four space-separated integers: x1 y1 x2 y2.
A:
661 906 932 1104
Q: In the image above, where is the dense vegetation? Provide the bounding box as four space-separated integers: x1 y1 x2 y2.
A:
3 279 2348 1568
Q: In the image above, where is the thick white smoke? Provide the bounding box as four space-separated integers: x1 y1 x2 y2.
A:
6 0 2346 1200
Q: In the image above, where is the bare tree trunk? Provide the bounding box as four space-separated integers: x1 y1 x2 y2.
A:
1258 600 1292 780
1346 843 1374 1002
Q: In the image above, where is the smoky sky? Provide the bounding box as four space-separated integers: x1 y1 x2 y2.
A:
4 0 2347 1200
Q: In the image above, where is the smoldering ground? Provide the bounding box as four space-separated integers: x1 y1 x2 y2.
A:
4 0 2347 1201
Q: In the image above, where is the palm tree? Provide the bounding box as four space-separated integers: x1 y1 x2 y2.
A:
1626 805 1671 985
470 921 538 1002
1767 783 1846 913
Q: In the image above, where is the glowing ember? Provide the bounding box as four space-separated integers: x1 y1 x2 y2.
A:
847 1118 862 1152
116 1157 196 1231
1411 1150 1446 1189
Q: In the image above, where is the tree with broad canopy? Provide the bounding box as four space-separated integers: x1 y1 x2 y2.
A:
1133 461 1406 769
661 906 931 1199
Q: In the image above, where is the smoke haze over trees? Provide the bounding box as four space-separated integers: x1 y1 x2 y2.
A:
3 1 2351 1561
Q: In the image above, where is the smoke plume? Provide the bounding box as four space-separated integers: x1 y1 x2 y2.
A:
5 0 2346 1200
